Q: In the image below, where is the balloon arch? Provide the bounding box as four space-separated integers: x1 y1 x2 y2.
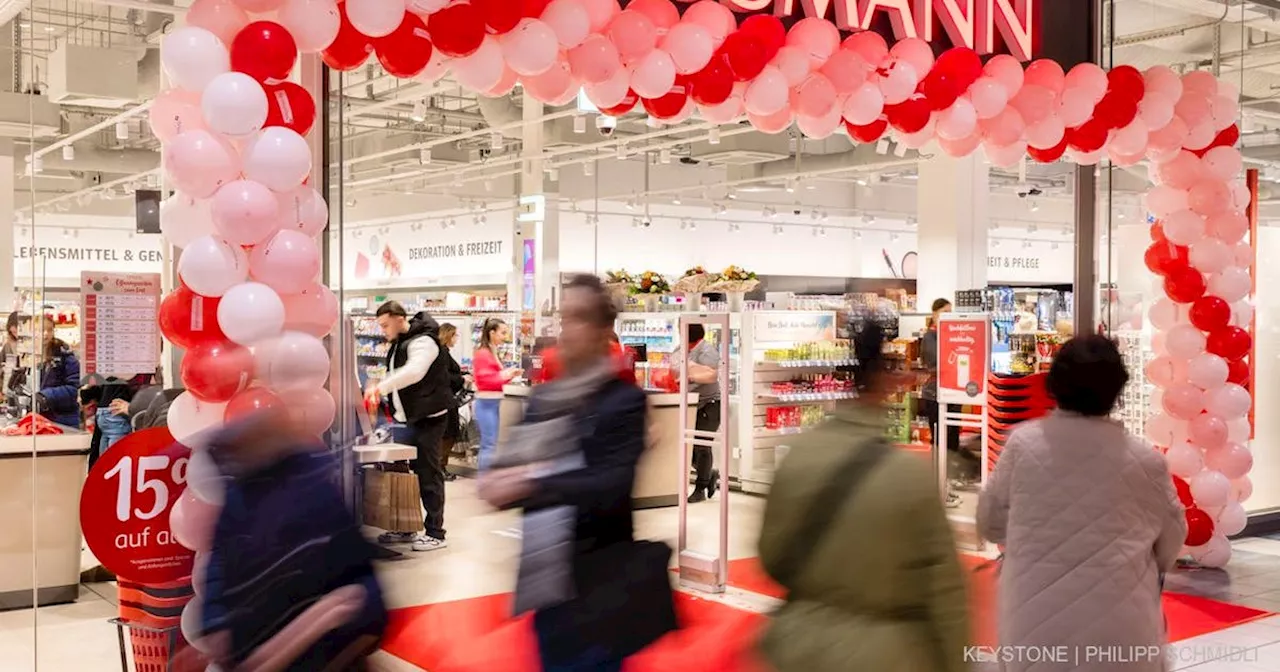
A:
155 0 1253 570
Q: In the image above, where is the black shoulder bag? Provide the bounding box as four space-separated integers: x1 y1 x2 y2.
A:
769 439 892 587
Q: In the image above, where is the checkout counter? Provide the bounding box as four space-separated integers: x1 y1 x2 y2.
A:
499 385 695 509
0 429 91 610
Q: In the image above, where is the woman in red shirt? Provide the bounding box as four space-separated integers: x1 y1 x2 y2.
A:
473 319 521 470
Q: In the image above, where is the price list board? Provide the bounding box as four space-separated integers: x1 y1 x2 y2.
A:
81 272 162 378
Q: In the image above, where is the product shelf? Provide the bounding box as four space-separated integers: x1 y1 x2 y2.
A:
755 359 857 370
755 391 857 404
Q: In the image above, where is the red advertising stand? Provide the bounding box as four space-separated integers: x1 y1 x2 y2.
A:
936 313 993 549
80 427 196 672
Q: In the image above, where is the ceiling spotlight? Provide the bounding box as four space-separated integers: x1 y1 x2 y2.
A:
816 226 827 237
906 216 918 227
862 213 876 224
890 232 900 242
419 147 432 164
728 223 741 233
1022 240 1033 249
440 220 450 230
820 210 830 222
855 176 868 187
708 127 721 145
774 225 785 235
992 239 1002 248
625 197 636 211
62 228 69 238
1117 211 1127 220
659 148 672 164
632 217 642 228
411 100 427 122
672 195 682 205
853 230 863 240
490 132 503 150
715 204 727 216
1027 223 1039 233
726 190 737 200
115 121 128 141
345 198 357 207
61 145 74 161
785 179 796 194
479 214 489 225
810 209 820 221
1051 242 1059 250
583 161 594 177
686 219 696 231
876 139 890 155
573 115 587 134
1029 200 1040 212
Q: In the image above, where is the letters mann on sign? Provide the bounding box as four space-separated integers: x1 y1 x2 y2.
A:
623 0 1039 62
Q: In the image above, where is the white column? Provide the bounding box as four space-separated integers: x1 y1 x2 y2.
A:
511 93 561 337
915 152 989 306
0 140 15 312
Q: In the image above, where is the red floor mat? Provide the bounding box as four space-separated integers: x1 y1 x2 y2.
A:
382 592 769 672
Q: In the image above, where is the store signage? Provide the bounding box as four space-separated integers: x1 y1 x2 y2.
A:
79 428 195 584
988 254 1042 271
15 245 163 263
752 311 837 343
13 228 164 287
937 312 991 405
517 194 546 223
407 240 505 260
345 218 513 289
627 0 1039 61
81 272 162 378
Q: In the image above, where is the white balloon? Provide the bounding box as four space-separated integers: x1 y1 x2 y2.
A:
1186 353 1228 390
1146 411 1188 446
1190 469 1232 508
181 597 209 653
1165 442 1204 479
217 282 285 346
178 235 249 297
277 0 342 53
1233 241 1253 269
242 127 312 193
201 72 268 138
254 330 331 390
345 0 405 38
186 449 226 506
1148 298 1180 330
277 185 329 236
159 193 216 248
1217 502 1247 536
1192 533 1232 568
1227 417 1251 444
161 27 229 92
1205 383 1251 419
1232 300 1254 328
167 392 228 445
1207 266 1251 303
1165 324 1206 359
1188 238 1233 274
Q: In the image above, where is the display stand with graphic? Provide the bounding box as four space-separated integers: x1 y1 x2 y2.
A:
80 272 162 378
936 312 993 550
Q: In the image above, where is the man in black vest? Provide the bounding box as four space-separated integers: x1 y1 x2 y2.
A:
364 301 452 552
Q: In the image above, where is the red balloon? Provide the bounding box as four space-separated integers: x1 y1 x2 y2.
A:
741 15 784 59
1172 475 1194 508
1195 124 1241 158
690 56 734 106
181 341 253 403
263 82 316 136
599 90 639 117
231 21 298 83
919 73 961 111
642 78 690 119
1106 65 1145 102
322 2 373 71
473 0 522 35
1094 91 1138 130
522 0 551 18
1227 357 1250 386
1151 222 1167 243
1206 326 1252 360
1185 508 1215 547
224 387 285 423
934 47 983 90
1189 296 1232 332
721 31 769 82
885 98 930 133
1143 241 1189 276
374 12 434 78
1028 137 1069 163
845 118 888 144
428 2 485 58
1067 120 1109 152
158 284 224 350
1164 266 1207 303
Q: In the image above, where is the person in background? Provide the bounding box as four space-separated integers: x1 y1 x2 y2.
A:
36 314 81 427
1 312 22 400
977 336 1185 672
685 323 721 503
479 274 670 672
437 323 465 482
363 301 451 552
756 319 968 672
540 333 635 385
198 408 387 671
473 318 521 471
919 297 960 508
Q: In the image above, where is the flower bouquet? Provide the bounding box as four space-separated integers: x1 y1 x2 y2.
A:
603 269 634 300
632 270 671 295
708 265 760 293
672 266 714 293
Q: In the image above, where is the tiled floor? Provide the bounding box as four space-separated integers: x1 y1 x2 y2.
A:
2 479 1279 671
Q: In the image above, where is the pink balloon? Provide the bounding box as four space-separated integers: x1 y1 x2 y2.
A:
1145 65 1184 100
1185 121 1216 152
584 67 631 108
609 10 657 61
1207 266 1251 303
1165 442 1205 479
1231 475 1253 503
249 230 321 296
278 0 341 53
485 65 519 97
968 76 1009 120
289 387 337 435
569 34 621 84
698 94 743 124
842 31 888 68
842 82 884 126
1233 242 1253 269
1187 352 1229 390
1208 211 1248 244
242 127 311 194
1163 383 1204 419
1145 355 1180 388
453 37 504 92
1163 210 1206 247
796 106 841 140
1189 237 1233 274
1211 95 1239 132
523 59 576 105
171 489 220 552
1064 63 1107 103
878 61 918 105
1146 411 1188 447
501 19 558 77
1189 414 1230 451
1202 146 1243 182
980 107 1025 147
277 185 328 237
1055 87 1095 128
1228 180 1251 210
983 54 1024 99
1205 383 1251 419
786 17 840 68
682 0 734 48
1147 117 1189 162
984 140 1027 167
187 0 250 45
744 66 788 116
1189 180 1231 217
282 282 339 337
747 106 793 134
542 0 591 49
1191 469 1232 508
345 0 402 38
936 98 978 141
1024 116 1065 149
1023 59 1065 94
938 132 982 158
579 0 620 32
662 22 713 75
255 331 330 390
212 180 283 247
888 37 933 79
1182 70 1219 99
1111 119 1149 156
1145 185 1189 219
1176 92 1213 128
1167 323 1207 359
820 49 869 94
149 89 207 144
772 46 812 88
628 0 678 33
795 73 837 118
164 130 241 199
629 49 675 99
414 48 452 85
1138 92 1177 131
1010 85 1055 125
1157 150 1204 190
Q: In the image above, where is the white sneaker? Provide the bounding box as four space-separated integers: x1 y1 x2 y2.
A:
377 531 416 544
412 534 448 552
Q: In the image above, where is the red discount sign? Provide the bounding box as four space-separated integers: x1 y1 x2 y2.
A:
80 427 195 584
937 313 992 406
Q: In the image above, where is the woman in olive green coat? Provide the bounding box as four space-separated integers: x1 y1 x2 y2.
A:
756 322 970 672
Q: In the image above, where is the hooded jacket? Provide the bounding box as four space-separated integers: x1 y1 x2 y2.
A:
383 312 452 422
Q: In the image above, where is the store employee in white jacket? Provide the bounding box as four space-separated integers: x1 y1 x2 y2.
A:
364 301 453 552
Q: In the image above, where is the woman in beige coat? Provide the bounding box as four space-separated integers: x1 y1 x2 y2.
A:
978 335 1187 672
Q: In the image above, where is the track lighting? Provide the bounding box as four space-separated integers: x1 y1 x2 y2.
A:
115 121 128 141
708 127 721 145
672 195 682 205
573 116 586 134
62 145 74 161
419 148 432 164
490 133 503 150
862 213 876 224
625 197 636 211
906 216 918 227
411 100 427 122
774 225 784 235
